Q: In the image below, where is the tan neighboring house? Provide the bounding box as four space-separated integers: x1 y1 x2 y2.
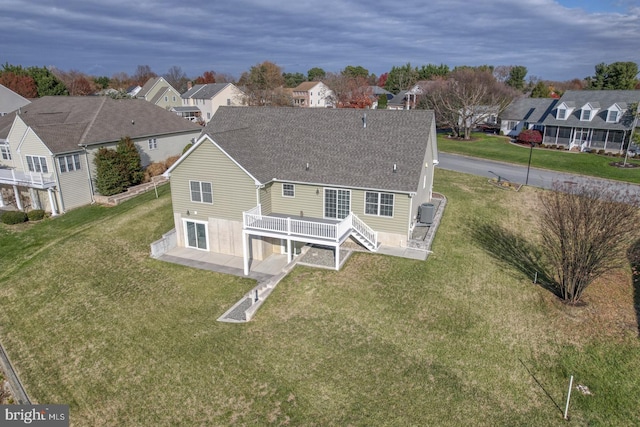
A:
0 84 31 116
162 107 438 275
137 77 182 110
180 83 247 123
0 96 202 214
291 81 334 107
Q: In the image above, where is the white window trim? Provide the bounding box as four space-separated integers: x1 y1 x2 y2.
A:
189 180 213 204
282 183 295 198
0 144 11 160
557 108 567 120
148 138 158 150
364 191 395 218
26 155 48 173
182 218 209 251
580 109 592 121
58 154 81 173
323 188 351 219
606 109 619 123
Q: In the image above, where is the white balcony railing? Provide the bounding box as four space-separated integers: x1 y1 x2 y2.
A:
0 168 56 189
243 205 378 248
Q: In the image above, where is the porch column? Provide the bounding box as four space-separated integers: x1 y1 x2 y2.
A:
604 130 610 151
335 244 340 271
287 239 292 264
0 189 4 207
242 230 249 276
47 188 58 216
12 185 22 210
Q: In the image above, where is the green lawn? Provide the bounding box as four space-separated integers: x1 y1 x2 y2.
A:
0 173 638 425
438 133 640 184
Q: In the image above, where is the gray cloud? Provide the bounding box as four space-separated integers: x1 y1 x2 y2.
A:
0 0 638 81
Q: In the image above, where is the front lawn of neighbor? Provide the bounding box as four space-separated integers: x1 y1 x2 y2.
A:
0 171 638 425
438 132 640 184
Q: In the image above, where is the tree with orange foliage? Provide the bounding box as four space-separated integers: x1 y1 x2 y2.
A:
0 72 38 98
194 71 216 84
324 73 372 109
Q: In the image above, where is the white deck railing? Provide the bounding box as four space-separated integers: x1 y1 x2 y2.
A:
0 169 56 188
243 206 378 248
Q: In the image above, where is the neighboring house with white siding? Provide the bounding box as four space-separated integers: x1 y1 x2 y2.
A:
0 84 31 116
137 77 181 110
181 83 247 123
163 107 438 275
0 96 201 214
291 81 334 108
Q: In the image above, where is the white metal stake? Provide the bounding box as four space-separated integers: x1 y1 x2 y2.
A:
564 375 574 420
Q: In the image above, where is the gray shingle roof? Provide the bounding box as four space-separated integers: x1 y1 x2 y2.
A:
181 83 233 100
499 98 557 122
137 77 160 98
201 107 435 193
12 96 201 154
543 90 640 130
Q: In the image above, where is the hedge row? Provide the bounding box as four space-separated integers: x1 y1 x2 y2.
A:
0 209 45 225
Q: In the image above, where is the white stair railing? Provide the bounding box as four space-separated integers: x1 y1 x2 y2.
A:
350 213 377 249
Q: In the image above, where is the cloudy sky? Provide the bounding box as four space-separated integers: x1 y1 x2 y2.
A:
1 0 639 82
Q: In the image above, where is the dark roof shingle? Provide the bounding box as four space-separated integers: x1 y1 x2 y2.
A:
201 107 435 193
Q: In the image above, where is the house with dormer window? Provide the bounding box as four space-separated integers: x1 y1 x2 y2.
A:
541 90 639 152
501 90 639 153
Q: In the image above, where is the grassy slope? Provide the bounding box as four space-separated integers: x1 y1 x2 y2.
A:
0 173 638 426
438 133 640 184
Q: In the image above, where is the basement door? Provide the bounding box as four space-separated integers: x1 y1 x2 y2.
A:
184 220 208 250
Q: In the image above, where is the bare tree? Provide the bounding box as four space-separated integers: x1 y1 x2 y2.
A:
324 72 372 108
538 181 640 304
132 65 157 86
420 68 518 139
164 65 188 92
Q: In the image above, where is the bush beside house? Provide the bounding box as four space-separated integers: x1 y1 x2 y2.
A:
516 129 542 145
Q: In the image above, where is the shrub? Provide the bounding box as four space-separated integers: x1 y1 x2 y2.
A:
27 209 45 221
182 143 193 154
1 211 28 224
516 129 542 145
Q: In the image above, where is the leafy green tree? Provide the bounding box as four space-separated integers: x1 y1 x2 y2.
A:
417 63 450 80
376 94 388 109
384 63 419 93
307 67 326 81
530 81 551 98
341 65 369 79
94 137 143 196
586 61 639 90
1 63 67 96
94 147 125 196
283 72 306 87
505 65 527 91
117 137 144 187
94 76 110 89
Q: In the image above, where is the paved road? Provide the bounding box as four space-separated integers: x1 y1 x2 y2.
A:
437 152 640 195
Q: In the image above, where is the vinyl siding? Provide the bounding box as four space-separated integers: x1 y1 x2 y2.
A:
259 185 272 214
170 140 257 223
56 151 92 210
269 181 411 237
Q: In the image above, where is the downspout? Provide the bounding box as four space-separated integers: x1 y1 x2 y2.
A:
51 153 65 214
81 144 96 204
408 193 415 244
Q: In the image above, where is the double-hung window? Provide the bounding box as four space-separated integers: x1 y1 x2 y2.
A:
148 138 157 150
365 192 394 217
26 155 48 173
282 183 295 197
557 108 566 120
58 154 81 173
607 110 619 123
190 180 213 204
0 144 11 160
